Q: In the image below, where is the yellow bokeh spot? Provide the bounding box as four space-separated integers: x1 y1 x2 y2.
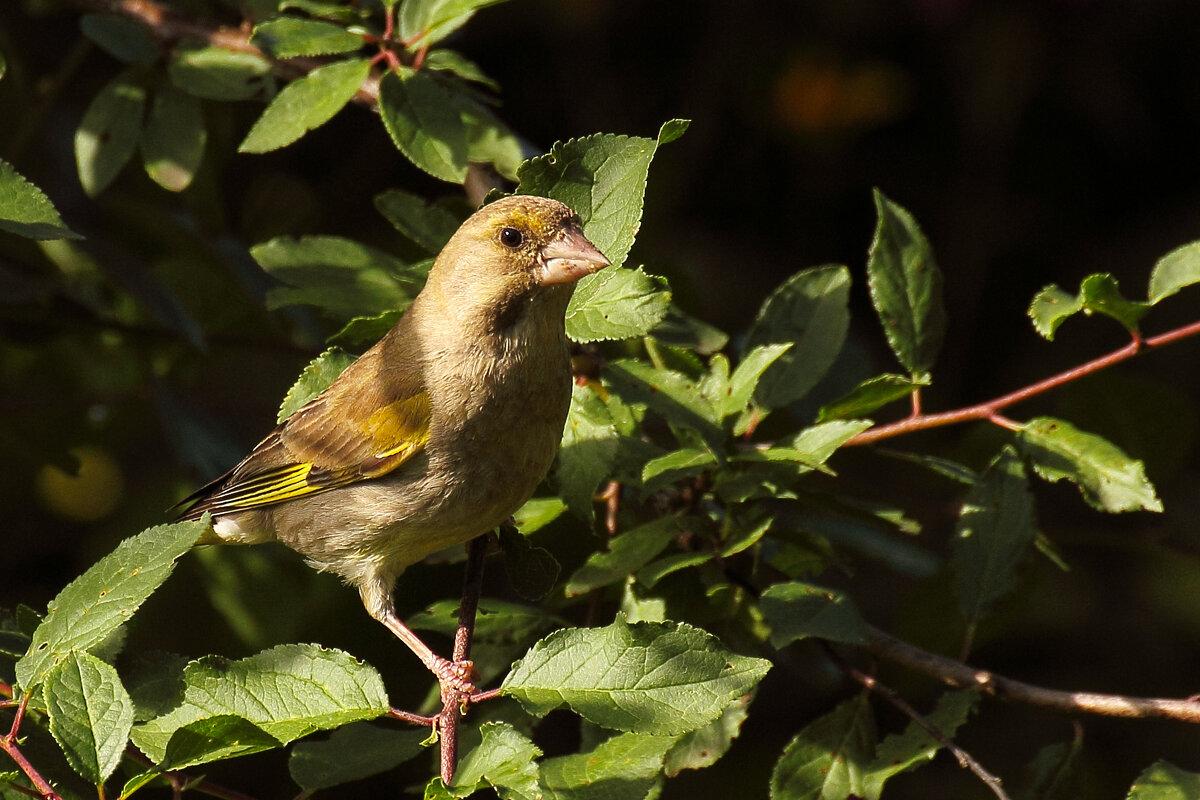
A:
36 445 125 522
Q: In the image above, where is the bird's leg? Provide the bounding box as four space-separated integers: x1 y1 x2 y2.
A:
378 610 477 695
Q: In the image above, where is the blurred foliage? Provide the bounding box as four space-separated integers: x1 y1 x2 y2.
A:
3 1 1200 799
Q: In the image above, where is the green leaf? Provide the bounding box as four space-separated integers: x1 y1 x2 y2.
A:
1126 761 1200 800
408 599 559 644
1028 285 1082 340
0 158 80 240
725 343 792 418
378 69 521 182
75 69 146 196
1029 274 1149 339
565 267 672 343
792 420 873 465
770 693 876 800
129 644 389 763
517 120 689 270
1017 417 1162 513
448 722 541 800
513 496 567 535
251 235 427 320
16 521 203 691
424 48 500 90
1148 241 1200 304
564 516 683 597
162 715 281 769
651 306 729 354
279 0 369 23
866 190 946 375
502 617 771 735
540 731 675 800
239 58 369 153
1020 736 1083 800
817 373 926 422
397 0 510 48
605 359 723 450
374 188 461 252
640 448 717 496
664 693 751 775
289 723 427 791
80 14 158 64
250 18 364 58
125 652 187 723
862 688 978 798
499 527 562 602
744 265 851 409
556 382 621 520
277 347 357 422
952 447 1036 630
761 582 870 648
44 651 134 783
168 46 273 101
141 85 206 192
636 552 712 589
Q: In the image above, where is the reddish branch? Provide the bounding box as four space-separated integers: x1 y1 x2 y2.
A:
848 319 1200 445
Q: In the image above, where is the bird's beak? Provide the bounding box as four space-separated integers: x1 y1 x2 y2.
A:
539 227 611 286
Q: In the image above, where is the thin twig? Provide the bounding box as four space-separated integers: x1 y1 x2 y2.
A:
848 318 1200 446
0 693 62 800
866 625 1200 723
847 666 1010 800
123 748 260 800
438 533 490 784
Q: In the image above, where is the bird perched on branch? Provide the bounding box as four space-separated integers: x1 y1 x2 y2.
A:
178 195 609 693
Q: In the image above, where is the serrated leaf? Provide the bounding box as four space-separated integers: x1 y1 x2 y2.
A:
279 0 369 23
565 267 671 343
1017 417 1161 513
817 373 926 422
424 48 500 90
1028 284 1082 340
75 69 146 196
760 582 870 648
289 723 427 791
239 58 369 153
502 617 771 735
162 715 281 769
1148 241 1200 304
862 688 978 798
517 120 688 270
374 188 461 252
793 420 873 465
125 652 187 723
1126 760 1200 799
952 447 1036 630
168 46 273 100
329 309 406 347
636 552 712 588
250 18 363 58
141 85 206 192
277 348 357 422
129 644 388 763
770 693 876 800
17 521 203 691
604 359 723 449
665 693 751 775
251 235 427 320
556 382 620 520
397 0 509 48
564 516 682 597
0 158 80 240
745 265 851 409
44 651 135 783
540 731 675 800
447 722 541 800
80 14 158 64
866 190 946 375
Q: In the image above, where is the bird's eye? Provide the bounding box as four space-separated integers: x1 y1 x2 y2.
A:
499 227 524 248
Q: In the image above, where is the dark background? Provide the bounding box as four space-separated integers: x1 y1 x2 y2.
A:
4 0 1200 797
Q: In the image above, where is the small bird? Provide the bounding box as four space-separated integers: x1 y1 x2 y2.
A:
179 195 609 692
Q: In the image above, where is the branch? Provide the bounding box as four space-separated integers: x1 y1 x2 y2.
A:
866 625 1200 723
848 318 1200 446
1 694 62 800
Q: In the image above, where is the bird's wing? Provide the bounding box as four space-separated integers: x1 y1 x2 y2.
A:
178 373 432 519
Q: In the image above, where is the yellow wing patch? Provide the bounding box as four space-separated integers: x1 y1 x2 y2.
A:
363 392 432 464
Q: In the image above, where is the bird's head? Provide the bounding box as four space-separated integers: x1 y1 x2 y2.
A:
425 196 610 325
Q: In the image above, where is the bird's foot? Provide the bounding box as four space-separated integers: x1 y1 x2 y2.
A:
432 657 477 697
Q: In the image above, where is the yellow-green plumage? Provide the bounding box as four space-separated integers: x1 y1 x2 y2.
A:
179 195 609 689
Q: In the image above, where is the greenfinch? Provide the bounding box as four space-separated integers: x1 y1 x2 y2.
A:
179 195 609 691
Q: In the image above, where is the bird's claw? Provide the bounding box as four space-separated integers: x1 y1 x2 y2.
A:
433 657 477 697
